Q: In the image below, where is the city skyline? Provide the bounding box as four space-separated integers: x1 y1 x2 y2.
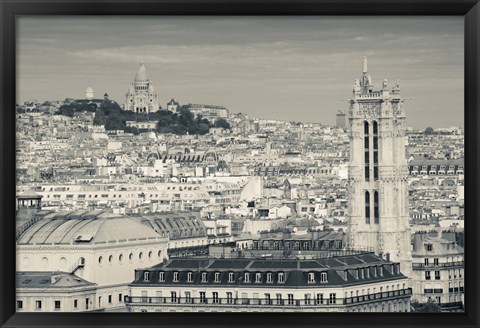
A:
17 16 464 129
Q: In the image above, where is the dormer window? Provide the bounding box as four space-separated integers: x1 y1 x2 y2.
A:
244 272 250 283
365 268 370 278
228 272 235 283
278 272 285 283
159 272 165 282
320 272 328 283
201 272 208 282
266 273 273 283
379 267 384 276
373 267 377 277
187 272 193 282
173 272 179 282
255 273 262 283
308 273 315 283
214 272 220 283
144 271 150 282
426 244 433 251
360 268 364 279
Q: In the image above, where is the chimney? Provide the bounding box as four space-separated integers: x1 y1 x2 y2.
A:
385 252 390 262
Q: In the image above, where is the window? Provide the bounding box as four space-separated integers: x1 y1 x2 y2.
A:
187 272 193 282
426 244 433 251
435 271 441 280
425 271 431 280
144 272 150 281
276 294 283 305
54 300 61 310
173 272 179 282
316 293 324 305
278 272 285 283
228 272 235 283
119 294 122 302
202 272 208 282
434 258 439 266
364 121 370 181
266 273 273 283
36 300 42 309
199 292 206 304
98 256 103 264
374 191 379 224
265 293 271 305
320 272 328 283
171 292 177 303
214 272 220 283
74 299 78 308
373 121 378 180
212 292 219 304
288 294 294 305
329 293 336 304
365 191 370 224
424 258 429 266
159 272 165 282
244 272 250 283
304 294 311 305
86 298 89 310
255 273 262 283
185 292 191 303
226 292 233 304
308 272 315 283
17 300 23 309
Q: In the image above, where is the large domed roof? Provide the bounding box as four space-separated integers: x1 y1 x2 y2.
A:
134 61 148 82
16 210 164 245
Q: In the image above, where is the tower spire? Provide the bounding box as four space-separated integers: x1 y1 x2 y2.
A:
362 56 368 73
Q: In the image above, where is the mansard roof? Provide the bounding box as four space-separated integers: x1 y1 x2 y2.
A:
132 253 407 288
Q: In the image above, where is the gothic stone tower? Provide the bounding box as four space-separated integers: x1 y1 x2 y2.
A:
347 57 412 278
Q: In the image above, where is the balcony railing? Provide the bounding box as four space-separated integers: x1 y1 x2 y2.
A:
344 288 412 305
125 289 412 308
412 261 464 270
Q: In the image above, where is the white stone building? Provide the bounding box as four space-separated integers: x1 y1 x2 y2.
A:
124 61 159 113
16 209 169 311
411 231 464 311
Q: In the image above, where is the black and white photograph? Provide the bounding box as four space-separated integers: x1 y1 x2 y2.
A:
14 16 464 313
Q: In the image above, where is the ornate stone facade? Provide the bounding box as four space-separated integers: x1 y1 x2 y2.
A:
347 57 412 279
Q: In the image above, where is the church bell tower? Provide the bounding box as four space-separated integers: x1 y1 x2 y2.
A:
347 57 412 278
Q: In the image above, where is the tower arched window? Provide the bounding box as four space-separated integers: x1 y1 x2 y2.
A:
364 121 370 181
373 121 379 180
365 191 371 224
374 191 379 224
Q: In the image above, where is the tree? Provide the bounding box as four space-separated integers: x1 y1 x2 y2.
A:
411 299 441 312
424 127 435 135
214 118 231 129
93 110 106 126
105 114 124 131
456 231 465 247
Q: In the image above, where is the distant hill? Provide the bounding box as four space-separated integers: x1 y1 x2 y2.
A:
56 99 230 135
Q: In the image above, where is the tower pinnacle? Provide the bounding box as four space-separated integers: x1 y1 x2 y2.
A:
362 56 368 73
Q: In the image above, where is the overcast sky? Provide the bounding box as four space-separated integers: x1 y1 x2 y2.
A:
17 16 463 129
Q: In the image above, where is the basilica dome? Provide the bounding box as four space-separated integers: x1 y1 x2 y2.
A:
134 62 148 82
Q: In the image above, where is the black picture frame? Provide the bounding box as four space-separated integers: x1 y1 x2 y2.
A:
1 1 479 327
